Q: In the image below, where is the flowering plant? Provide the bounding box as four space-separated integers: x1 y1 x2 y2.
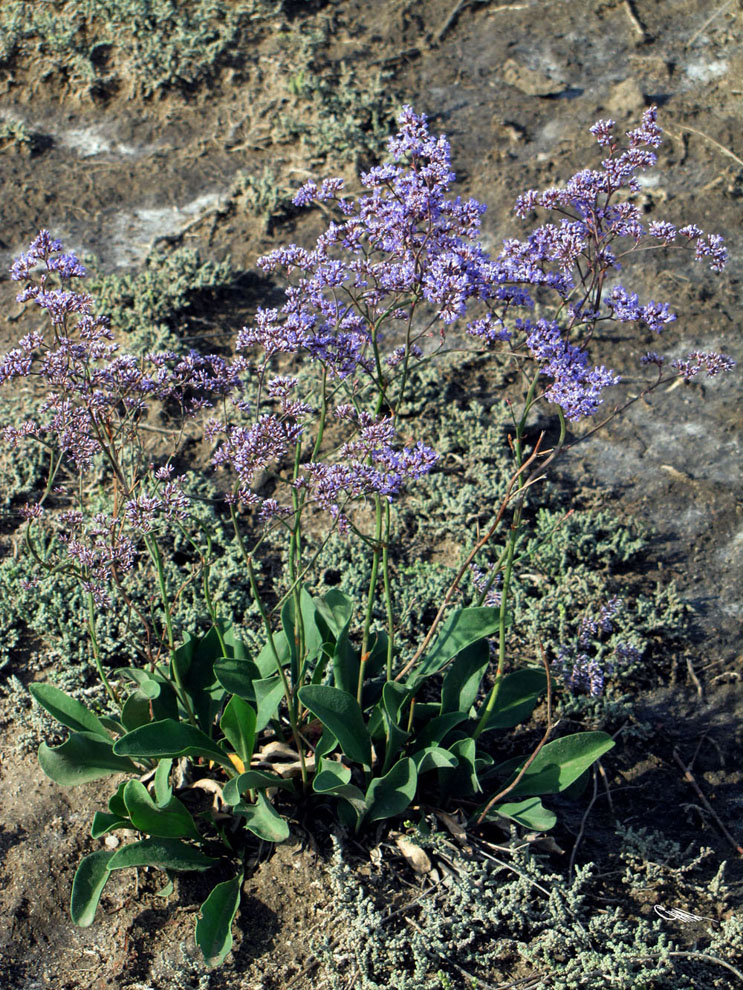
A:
4 106 732 964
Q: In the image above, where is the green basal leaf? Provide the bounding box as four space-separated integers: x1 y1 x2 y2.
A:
412 746 459 774
213 658 262 701
282 589 324 674
238 792 290 843
314 728 338 761
496 731 615 797
28 684 110 740
121 691 155 732
222 770 294 806
253 675 285 732
221 623 251 660
154 758 173 806
331 628 360 696
254 631 290 678
90 811 130 838
219 696 257 765
171 626 227 732
313 761 368 824
365 629 389 682
107 838 218 872
112 719 233 769
377 682 412 771
70 849 116 927
314 589 354 638
195 872 243 967
38 732 138 786
409 608 503 688
441 639 490 714
108 781 128 817
123 780 201 841
415 711 470 749
313 760 351 788
490 797 557 831
298 685 372 767
477 668 547 732
442 737 480 796
365 757 417 823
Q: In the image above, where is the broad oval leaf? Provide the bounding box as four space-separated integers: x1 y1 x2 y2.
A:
112 719 233 769
254 675 286 732
315 589 354 637
213 659 262 701
219 696 257 766
313 760 352 791
195 873 243 967
238 792 290 843
409 608 503 688
412 746 459 774
222 770 294 806
365 757 417 824
497 731 615 797
38 732 138 786
154 758 173 807
441 639 490 715
477 668 547 732
29 684 110 739
415 711 469 750
298 685 371 767
70 849 116 927
490 797 557 831
90 811 130 838
123 780 201 840
312 762 367 825
107 838 218 872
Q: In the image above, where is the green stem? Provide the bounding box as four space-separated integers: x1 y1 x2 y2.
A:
201 532 227 656
359 497 383 703
86 592 121 709
382 501 394 681
145 534 198 727
474 388 566 739
244 553 308 789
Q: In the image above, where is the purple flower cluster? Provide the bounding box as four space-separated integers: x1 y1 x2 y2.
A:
57 511 137 609
672 350 736 381
241 106 732 428
297 411 438 527
507 107 732 414
4 234 244 477
554 598 642 696
240 106 502 384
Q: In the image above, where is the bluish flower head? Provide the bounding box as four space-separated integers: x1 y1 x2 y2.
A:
555 599 626 696
292 411 439 527
522 318 620 420
247 107 501 382
672 350 736 380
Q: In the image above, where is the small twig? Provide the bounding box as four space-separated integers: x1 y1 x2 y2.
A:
568 766 599 879
666 951 743 984
622 0 650 41
476 643 553 823
434 0 530 44
686 0 735 49
673 748 743 855
671 123 743 169
686 656 703 699
654 904 717 924
597 760 614 815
